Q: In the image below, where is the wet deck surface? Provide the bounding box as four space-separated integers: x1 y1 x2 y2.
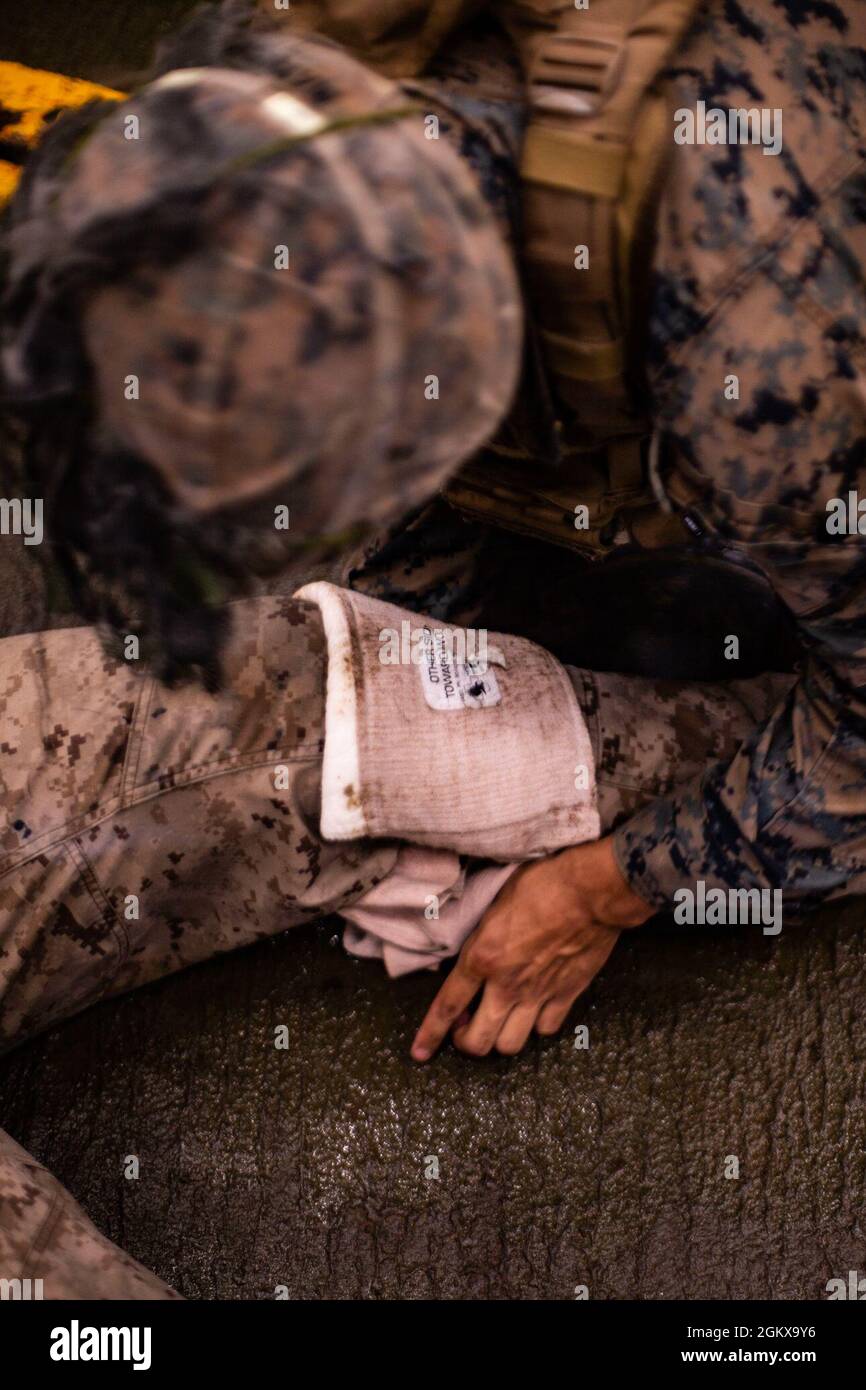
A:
2 908 865 1298
1 1 865 1300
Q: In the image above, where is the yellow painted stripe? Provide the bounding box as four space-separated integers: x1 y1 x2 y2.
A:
0 161 20 203
0 60 121 142
0 60 122 204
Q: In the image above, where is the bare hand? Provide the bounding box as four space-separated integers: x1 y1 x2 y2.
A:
411 836 653 1061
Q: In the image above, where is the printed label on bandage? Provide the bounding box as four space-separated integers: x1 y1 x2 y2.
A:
418 628 502 710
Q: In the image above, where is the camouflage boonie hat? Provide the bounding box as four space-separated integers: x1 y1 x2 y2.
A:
2 26 522 535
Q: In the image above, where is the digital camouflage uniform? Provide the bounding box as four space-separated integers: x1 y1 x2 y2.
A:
340 0 866 915
0 596 401 1295
0 0 865 1298
0 605 791 1298
0 15 521 1295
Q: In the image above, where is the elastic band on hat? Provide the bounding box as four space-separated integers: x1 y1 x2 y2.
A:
151 67 326 136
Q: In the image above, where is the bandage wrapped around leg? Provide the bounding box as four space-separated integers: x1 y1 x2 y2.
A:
295 582 600 859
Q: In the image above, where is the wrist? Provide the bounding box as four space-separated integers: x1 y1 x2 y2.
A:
561 836 654 929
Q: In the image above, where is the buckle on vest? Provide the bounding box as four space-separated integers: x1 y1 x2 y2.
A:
532 27 627 116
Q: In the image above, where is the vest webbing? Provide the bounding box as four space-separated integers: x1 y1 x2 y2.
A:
504 0 701 480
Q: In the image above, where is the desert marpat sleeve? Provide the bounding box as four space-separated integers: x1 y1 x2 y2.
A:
575 0 866 914
0 596 400 1052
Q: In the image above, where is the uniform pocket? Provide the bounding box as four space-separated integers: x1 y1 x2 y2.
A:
0 839 126 1052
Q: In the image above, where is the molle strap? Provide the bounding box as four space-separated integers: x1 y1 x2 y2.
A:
528 7 643 128
539 328 624 384
516 0 700 136
606 435 644 493
521 128 626 196
511 0 700 444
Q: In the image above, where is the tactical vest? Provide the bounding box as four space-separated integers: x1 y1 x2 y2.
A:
443 0 702 557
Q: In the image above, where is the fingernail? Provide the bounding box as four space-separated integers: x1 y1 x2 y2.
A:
411 1044 431 1062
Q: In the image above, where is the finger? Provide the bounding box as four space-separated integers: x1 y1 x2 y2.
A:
536 930 621 1036
493 1002 543 1055
535 994 578 1036
411 959 482 1061
451 983 521 1057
